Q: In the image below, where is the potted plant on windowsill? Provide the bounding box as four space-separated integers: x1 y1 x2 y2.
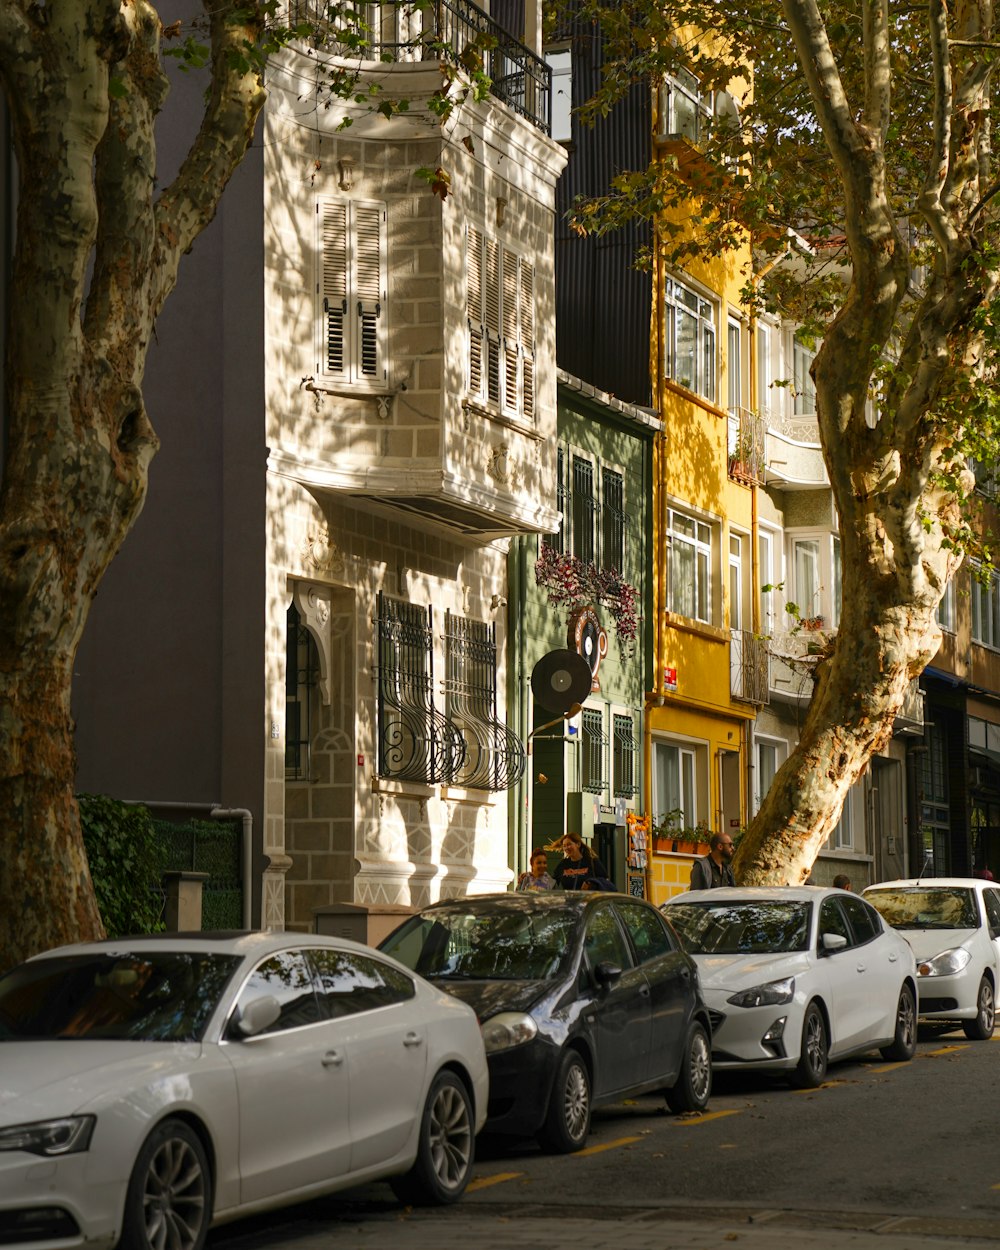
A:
651 811 712 856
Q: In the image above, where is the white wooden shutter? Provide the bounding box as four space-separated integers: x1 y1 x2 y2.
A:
483 237 501 404
467 226 484 400
319 201 349 377
501 248 519 416
353 203 385 380
520 259 535 422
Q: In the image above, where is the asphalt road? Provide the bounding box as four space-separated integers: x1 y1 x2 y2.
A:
209 1021 1000 1249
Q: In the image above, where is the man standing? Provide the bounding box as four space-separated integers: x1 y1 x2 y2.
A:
689 833 736 890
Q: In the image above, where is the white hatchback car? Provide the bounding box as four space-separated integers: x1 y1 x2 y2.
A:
0 932 488 1250
864 878 1000 1039
664 887 918 1086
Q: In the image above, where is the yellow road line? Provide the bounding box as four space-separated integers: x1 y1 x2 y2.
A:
922 1044 969 1057
575 1134 644 1156
466 1171 523 1192
791 1080 847 1094
877 1061 912 1074
672 1109 742 1125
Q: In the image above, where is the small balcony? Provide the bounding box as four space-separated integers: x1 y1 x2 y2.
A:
727 407 766 485
730 630 769 705
289 0 551 134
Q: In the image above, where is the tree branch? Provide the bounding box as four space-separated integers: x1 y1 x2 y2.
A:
863 0 891 143
151 0 267 319
918 0 959 255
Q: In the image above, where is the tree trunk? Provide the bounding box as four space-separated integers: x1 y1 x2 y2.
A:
0 0 266 970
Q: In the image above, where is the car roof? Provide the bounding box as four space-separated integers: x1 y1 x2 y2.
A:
666 885 845 904
865 878 992 891
408 891 627 914
28 930 384 962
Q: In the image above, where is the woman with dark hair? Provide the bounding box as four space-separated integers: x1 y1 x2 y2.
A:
516 847 556 891
553 833 611 891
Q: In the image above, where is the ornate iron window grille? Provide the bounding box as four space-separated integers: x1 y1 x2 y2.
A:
601 467 627 573
582 708 608 794
375 592 465 783
613 713 638 798
444 612 526 791
286 604 319 781
572 455 596 564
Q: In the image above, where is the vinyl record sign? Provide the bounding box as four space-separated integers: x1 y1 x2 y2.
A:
530 649 593 714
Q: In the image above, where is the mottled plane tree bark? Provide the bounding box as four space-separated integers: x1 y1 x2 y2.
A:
0 1 266 967
564 0 1000 883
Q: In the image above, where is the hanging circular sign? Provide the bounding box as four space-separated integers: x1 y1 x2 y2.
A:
568 606 608 689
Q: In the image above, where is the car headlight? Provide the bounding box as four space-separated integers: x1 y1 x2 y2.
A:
917 948 972 977
726 977 795 1008
480 1012 538 1053
0 1116 96 1156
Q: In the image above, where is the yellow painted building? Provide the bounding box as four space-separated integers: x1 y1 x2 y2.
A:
644 69 766 904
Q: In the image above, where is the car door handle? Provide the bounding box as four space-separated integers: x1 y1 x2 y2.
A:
403 1031 424 1048
322 1049 344 1067
639 985 651 998
888 952 898 962
856 964 867 973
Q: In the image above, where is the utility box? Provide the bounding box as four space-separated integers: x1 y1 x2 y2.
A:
566 791 596 840
313 902 414 948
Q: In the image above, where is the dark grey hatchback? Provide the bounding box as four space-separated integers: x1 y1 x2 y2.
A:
379 891 712 1153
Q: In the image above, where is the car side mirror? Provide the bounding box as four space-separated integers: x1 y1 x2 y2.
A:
594 961 623 987
820 933 848 954
234 994 281 1038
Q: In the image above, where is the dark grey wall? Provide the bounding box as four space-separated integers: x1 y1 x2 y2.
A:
73 72 266 826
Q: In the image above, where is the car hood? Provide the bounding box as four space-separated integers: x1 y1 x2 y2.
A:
691 951 811 991
892 928 979 960
427 977 549 1020
0 1040 202 1123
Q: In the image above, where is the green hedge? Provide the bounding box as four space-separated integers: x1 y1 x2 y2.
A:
78 794 166 938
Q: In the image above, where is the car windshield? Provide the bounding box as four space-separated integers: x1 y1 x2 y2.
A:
0 952 242 1042
667 900 812 954
382 908 576 980
866 888 979 930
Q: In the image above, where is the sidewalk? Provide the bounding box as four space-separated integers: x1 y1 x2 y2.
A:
213 1205 1000 1250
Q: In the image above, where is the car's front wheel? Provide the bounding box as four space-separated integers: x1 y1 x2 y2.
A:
120 1118 211 1250
665 1020 712 1114
963 975 996 1040
536 1048 590 1154
390 1070 475 1206
879 983 917 1061
789 1001 828 1088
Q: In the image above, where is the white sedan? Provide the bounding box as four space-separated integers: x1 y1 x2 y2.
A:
864 877 1000 1039
663 886 918 1086
0 932 488 1250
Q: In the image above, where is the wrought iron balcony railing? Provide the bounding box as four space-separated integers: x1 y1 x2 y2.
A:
730 629 769 705
289 0 551 135
727 406 766 485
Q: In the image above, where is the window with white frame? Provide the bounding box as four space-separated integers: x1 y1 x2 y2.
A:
727 318 743 416
937 579 956 633
317 198 388 387
601 467 626 573
757 323 773 420
546 47 572 143
581 708 608 794
758 527 777 636
467 225 535 421
832 536 842 628
668 508 713 623
826 792 854 851
658 67 712 144
729 533 744 632
664 277 716 403
793 339 816 415
652 739 698 830
971 566 1000 649
754 737 784 813
793 538 822 620
572 455 596 564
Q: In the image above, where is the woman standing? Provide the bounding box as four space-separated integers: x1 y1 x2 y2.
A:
516 847 556 892
553 833 611 891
